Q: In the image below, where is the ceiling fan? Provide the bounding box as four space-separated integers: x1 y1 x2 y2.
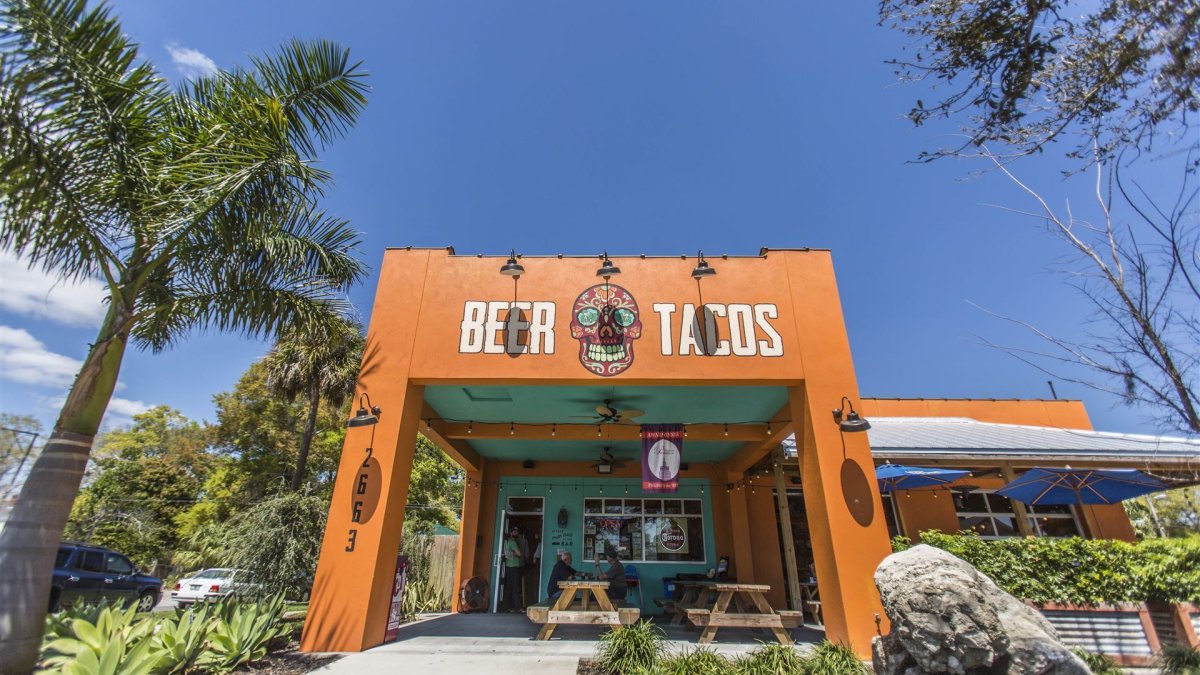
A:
571 398 645 424
591 447 634 472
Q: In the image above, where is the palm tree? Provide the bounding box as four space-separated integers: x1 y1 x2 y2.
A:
0 1 368 670
263 316 364 491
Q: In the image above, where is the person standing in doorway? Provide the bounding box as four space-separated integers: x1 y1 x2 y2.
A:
504 526 524 612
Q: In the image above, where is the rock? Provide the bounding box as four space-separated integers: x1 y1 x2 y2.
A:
872 544 1091 675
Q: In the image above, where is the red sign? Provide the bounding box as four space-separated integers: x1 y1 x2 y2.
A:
383 554 410 643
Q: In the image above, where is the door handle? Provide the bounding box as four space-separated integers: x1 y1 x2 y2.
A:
67 576 79 582
104 578 113 583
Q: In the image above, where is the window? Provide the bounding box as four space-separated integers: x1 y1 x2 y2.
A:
881 493 903 539
952 490 1082 539
77 550 105 572
105 553 134 575
55 547 73 568
583 498 705 563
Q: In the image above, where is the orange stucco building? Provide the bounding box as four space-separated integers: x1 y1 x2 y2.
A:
299 248 1192 657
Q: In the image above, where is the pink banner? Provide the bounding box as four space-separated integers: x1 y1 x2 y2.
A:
642 424 683 493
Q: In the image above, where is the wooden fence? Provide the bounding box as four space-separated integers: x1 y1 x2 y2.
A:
429 534 460 604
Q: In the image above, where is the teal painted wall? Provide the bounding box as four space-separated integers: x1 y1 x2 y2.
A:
489 476 716 615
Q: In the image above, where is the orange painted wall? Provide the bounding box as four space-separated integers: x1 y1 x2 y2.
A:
746 481 787 609
894 489 959 541
860 398 1093 430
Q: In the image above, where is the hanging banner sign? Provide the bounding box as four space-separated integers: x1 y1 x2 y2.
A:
383 554 410 643
642 423 683 493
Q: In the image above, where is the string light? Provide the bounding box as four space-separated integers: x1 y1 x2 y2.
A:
523 484 527 493
766 422 772 435
724 423 728 437
510 422 515 436
551 423 556 437
683 426 689 437
597 425 602 437
468 421 473 434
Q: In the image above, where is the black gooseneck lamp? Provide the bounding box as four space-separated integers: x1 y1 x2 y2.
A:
691 251 717 279
596 251 621 280
347 393 382 428
499 249 525 279
832 396 871 433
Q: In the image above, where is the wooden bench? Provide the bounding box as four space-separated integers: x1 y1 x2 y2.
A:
527 601 640 626
777 609 804 628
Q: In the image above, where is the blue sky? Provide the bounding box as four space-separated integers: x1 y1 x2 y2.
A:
0 1 1187 436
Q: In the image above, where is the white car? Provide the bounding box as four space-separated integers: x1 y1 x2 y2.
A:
171 568 248 606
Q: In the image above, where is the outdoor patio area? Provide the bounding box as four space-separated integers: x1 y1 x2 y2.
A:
311 612 826 675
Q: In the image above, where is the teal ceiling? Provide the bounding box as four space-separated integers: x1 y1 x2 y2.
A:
467 439 741 463
423 385 787 464
423 385 787 425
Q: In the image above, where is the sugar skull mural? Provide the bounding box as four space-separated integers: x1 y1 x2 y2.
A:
569 284 642 376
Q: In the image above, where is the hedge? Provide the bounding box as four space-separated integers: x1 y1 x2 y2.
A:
893 532 1200 605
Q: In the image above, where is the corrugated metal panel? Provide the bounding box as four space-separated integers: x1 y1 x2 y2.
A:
1191 609 1199 638
1151 607 1179 645
781 417 1200 464
1040 610 1153 657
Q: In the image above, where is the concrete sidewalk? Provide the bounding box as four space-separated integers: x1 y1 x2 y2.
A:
311 612 824 675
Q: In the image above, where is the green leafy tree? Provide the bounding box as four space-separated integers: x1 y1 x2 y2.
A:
64 407 212 569
223 490 328 600
1126 486 1200 538
212 361 348 499
0 413 42 487
0 0 367 668
263 316 364 491
405 435 465 534
880 0 1199 163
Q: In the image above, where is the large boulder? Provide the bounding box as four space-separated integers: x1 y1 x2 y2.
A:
872 544 1091 675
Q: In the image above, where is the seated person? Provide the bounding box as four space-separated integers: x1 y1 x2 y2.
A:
595 548 627 601
547 549 577 599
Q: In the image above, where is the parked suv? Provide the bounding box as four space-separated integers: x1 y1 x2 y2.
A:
50 542 162 612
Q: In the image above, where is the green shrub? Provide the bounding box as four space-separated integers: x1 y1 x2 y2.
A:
805 640 870 674
199 594 287 674
402 576 449 617
915 531 1200 604
1160 642 1200 674
659 647 732 675
732 642 808 674
596 621 668 675
1070 648 1123 675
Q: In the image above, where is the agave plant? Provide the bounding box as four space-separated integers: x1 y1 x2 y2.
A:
198 594 287 674
40 604 163 675
152 603 217 675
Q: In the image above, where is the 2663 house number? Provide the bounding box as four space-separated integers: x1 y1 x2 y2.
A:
346 445 377 552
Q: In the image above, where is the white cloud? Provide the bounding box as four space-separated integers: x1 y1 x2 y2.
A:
0 251 107 328
0 326 81 388
106 397 152 418
166 43 218 79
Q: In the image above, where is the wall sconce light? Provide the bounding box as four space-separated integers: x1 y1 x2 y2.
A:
832 396 871 433
499 249 525 278
596 251 621 279
347 393 381 428
691 251 717 279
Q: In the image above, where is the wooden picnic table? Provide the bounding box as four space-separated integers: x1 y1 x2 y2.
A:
679 581 801 645
526 579 640 640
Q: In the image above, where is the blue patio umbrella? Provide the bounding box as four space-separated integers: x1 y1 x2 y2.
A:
874 464 970 494
996 468 1166 505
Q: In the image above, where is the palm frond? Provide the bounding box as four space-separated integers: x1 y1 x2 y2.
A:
248 38 368 156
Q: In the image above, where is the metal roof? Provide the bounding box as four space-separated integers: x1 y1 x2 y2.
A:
782 417 1200 469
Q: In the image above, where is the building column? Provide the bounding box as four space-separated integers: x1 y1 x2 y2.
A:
301 381 425 652
788 385 891 654
451 464 485 612
727 473 756 581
